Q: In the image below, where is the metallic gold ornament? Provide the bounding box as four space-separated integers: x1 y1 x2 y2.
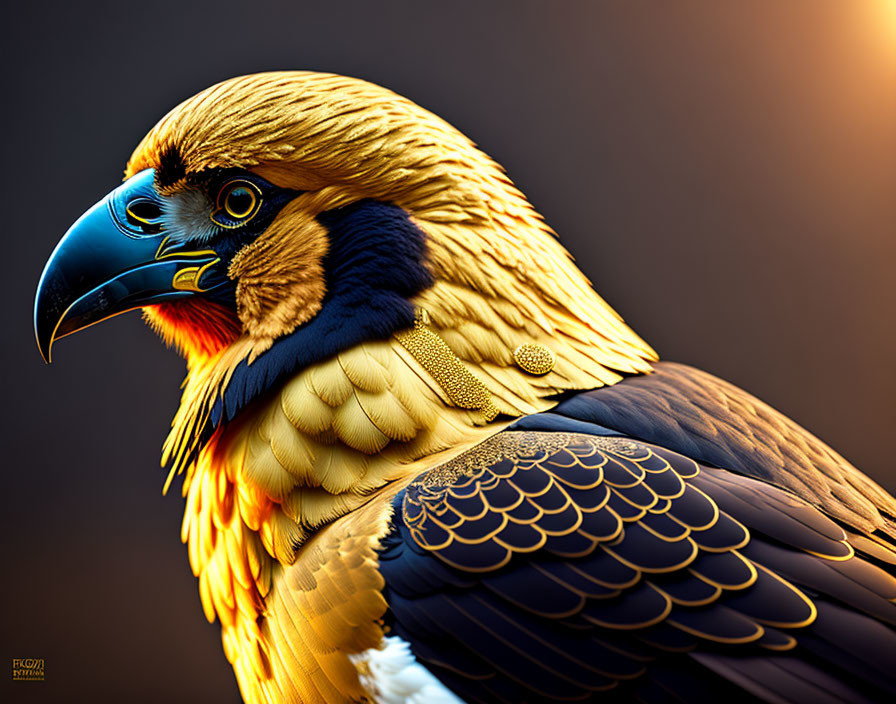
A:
396 309 499 421
513 343 556 375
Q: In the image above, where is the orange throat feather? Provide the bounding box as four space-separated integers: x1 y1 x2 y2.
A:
143 299 242 361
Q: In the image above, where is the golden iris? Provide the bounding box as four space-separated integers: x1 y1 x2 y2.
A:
222 183 258 219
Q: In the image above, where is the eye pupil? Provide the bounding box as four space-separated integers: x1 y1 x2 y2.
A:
211 179 263 229
224 186 256 218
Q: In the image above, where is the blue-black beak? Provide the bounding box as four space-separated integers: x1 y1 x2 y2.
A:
34 169 225 363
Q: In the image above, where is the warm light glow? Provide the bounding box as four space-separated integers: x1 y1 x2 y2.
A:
872 0 896 45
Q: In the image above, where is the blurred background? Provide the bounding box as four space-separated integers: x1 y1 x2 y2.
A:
3 1 894 701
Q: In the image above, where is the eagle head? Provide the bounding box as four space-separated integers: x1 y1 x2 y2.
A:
35 72 654 469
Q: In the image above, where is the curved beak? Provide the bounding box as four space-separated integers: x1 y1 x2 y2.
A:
34 169 223 363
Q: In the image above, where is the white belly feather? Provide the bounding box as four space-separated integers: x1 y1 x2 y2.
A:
350 635 466 704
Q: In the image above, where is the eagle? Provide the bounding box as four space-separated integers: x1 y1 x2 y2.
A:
34 72 896 703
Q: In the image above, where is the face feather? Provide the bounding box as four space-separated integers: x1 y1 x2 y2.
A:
154 145 188 189
228 198 328 357
159 187 219 243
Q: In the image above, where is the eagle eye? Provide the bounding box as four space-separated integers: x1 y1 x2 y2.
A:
211 180 262 229
125 198 163 234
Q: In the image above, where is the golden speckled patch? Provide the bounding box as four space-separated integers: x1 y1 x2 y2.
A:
512 343 556 375
395 312 498 422
417 431 641 488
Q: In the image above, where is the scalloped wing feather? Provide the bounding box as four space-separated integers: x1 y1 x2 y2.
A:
380 431 896 702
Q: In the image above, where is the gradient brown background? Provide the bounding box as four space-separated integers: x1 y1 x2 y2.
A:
3 1 894 702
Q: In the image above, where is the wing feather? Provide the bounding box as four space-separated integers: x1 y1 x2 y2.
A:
379 430 896 702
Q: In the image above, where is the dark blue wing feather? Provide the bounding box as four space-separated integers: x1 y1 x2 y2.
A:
377 424 896 703
547 362 896 538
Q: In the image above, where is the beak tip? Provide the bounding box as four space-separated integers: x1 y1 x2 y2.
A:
34 270 59 365
35 330 54 365
34 304 56 365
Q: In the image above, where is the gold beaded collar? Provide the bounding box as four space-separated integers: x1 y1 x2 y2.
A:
395 309 557 423
395 309 500 422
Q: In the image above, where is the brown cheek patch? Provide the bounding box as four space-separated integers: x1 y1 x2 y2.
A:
228 201 328 359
